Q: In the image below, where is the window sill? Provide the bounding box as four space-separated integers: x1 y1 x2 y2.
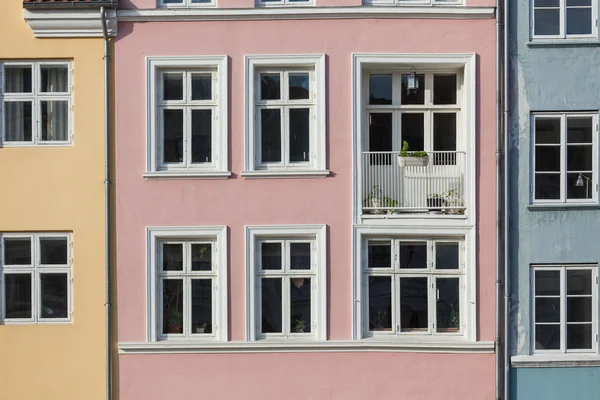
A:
512 354 600 368
241 170 330 179
528 203 600 211
143 171 232 180
527 39 600 48
118 339 493 354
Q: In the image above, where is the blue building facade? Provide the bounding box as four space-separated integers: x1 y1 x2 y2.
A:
509 0 600 397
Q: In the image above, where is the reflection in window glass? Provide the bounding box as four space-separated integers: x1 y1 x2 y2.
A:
41 273 68 319
261 74 280 100
40 238 68 265
191 243 212 271
290 243 311 270
369 74 392 105
5 274 32 319
289 73 310 100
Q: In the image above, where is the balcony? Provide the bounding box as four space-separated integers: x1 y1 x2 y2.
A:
361 151 466 216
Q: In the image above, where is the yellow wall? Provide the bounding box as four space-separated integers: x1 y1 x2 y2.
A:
0 2 107 399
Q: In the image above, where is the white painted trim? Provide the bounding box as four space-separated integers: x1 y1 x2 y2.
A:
245 224 327 341
146 56 229 176
143 171 231 180
512 354 600 368
117 7 495 22
244 54 326 173
257 0 314 6
158 0 216 7
241 170 330 178
24 9 117 38
146 226 228 342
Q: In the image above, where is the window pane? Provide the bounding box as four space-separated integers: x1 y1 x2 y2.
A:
191 243 212 271
567 8 592 35
436 278 460 333
567 298 592 322
40 66 68 93
191 279 212 334
5 274 32 319
163 74 183 101
368 242 391 269
567 324 593 349
163 109 184 163
535 0 559 6
162 243 183 271
567 0 591 5
535 324 560 349
433 113 457 165
290 242 311 270
567 145 592 171
567 172 593 200
40 273 68 319
289 73 310 100
41 101 69 141
368 276 392 331
261 278 282 333
400 277 428 332
261 242 282 270
436 242 459 270
162 279 184 334
368 113 392 156
534 9 560 36
567 117 593 143
535 298 560 322
369 74 392 105
261 74 280 100
400 242 427 269
5 66 32 93
40 237 68 265
290 277 311 333
401 74 424 105
3 238 31 265
535 173 560 200
535 118 561 144
535 270 560 295
289 108 310 162
567 270 592 295
433 74 457 105
260 109 282 163
5 101 33 142
191 109 212 163
401 113 425 151
191 74 212 101
535 146 560 172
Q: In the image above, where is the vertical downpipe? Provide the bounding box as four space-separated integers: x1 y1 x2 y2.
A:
100 7 111 400
503 0 511 397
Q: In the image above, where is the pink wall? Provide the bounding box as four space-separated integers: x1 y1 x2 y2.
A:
114 17 496 399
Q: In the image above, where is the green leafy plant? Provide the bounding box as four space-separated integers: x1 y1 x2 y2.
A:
367 185 399 209
371 310 388 329
399 141 428 158
295 319 306 333
447 304 460 329
166 308 183 325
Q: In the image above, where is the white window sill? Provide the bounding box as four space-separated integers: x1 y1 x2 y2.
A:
528 203 600 211
512 354 600 368
143 171 231 180
1 142 73 148
528 39 600 48
118 339 493 354
241 170 330 179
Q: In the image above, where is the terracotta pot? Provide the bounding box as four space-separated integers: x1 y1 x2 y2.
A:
167 324 181 333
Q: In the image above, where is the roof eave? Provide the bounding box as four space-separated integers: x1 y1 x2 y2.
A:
23 1 118 10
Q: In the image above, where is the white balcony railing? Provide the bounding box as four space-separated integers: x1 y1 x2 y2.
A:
361 151 466 215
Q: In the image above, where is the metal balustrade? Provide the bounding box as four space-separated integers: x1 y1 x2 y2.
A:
361 151 466 215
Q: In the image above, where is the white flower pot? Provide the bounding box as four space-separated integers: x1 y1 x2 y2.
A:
397 155 429 167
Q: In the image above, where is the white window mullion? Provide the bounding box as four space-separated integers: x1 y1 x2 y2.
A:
560 267 567 352
560 0 566 38
184 277 191 338
560 115 567 202
283 107 289 167
393 274 400 335
184 106 191 168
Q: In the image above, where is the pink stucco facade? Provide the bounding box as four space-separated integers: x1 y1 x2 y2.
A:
114 5 497 399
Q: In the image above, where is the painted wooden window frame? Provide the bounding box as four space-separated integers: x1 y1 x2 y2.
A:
0 61 73 147
531 0 598 40
0 233 72 324
530 112 598 204
245 225 327 341
158 0 215 8
531 264 598 355
146 226 228 343
146 56 229 179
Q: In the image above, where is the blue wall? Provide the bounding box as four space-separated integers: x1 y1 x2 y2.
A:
512 368 600 400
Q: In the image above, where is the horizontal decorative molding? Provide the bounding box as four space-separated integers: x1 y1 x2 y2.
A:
143 171 232 180
119 339 495 354
116 6 495 22
24 8 117 38
511 354 600 368
241 170 330 178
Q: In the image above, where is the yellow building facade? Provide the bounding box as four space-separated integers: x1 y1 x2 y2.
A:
0 1 115 398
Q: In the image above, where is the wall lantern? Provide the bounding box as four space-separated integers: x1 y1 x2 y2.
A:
406 68 419 94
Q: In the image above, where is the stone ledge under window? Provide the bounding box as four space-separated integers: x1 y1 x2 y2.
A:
241 170 330 179
512 354 600 368
118 339 494 354
527 40 600 48
528 203 600 211
143 171 232 180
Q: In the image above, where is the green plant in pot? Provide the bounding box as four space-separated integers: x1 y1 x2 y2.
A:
195 322 207 334
397 141 429 167
366 185 400 214
166 308 183 334
295 319 306 333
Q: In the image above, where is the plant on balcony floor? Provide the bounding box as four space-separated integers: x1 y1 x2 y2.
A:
397 141 429 167
366 185 399 214
442 189 465 215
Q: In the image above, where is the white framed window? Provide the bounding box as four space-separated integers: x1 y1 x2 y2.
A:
532 264 598 354
147 226 227 342
244 55 327 178
531 0 597 39
146 56 229 179
364 0 462 6
158 0 215 7
1 61 72 146
245 225 326 341
257 0 313 6
0 233 72 324
531 113 598 204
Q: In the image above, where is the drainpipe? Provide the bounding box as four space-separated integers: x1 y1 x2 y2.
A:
100 7 111 400
503 0 511 396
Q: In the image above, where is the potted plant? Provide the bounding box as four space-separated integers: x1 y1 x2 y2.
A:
195 322 207 334
366 185 400 214
166 308 183 334
397 141 429 167
294 319 306 333
442 189 465 215
371 310 389 331
427 193 446 211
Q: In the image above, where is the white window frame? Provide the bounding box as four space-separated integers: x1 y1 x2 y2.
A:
158 0 215 8
146 226 228 342
146 56 229 179
531 264 598 355
245 225 327 341
0 233 72 324
364 0 462 6
1 61 73 147
244 54 327 178
531 113 598 204
256 0 314 6
531 0 598 40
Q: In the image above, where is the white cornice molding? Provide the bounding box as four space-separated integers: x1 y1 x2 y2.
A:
116 6 495 22
24 9 117 38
